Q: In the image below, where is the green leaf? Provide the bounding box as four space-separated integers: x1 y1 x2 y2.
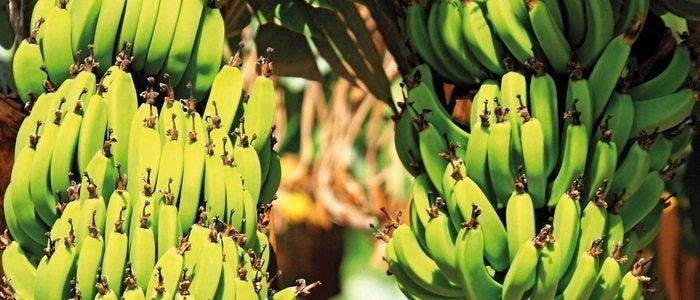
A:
255 23 322 81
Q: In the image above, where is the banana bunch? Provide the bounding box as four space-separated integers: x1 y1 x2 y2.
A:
3 14 311 296
404 0 655 84
386 6 698 297
14 0 225 104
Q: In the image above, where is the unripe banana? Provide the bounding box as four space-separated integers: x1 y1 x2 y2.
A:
518 108 546 208
502 226 554 299
12 21 47 104
460 0 506 75
69 0 102 56
505 172 536 262
526 0 572 74
143 0 184 75
41 0 74 85
487 103 515 208
163 0 205 86
557 238 605 299
0 231 38 299
101 210 129 295
189 227 223 299
547 109 589 208
75 211 105 300
528 61 560 177
628 41 692 101
454 206 503 299
129 199 157 290
486 0 536 64
590 243 626 300
91 0 126 73
145 240 190 300
575 0 615 69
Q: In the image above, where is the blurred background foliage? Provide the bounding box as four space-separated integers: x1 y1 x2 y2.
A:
2 0 700 299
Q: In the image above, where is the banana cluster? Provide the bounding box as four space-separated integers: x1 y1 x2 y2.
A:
13 0 224 105
1 29 308 298
406 0 655 84
387 3 699 298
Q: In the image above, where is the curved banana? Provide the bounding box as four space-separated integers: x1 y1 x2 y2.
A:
404 0 465 83
505 172 536 262
157 182 183 258
100 208 129 295
528 61 560 177
91 0 126 73
588 20 643 122
551 178 584 282
105 59 139 172
454 207 503 299
547 108 589 208
435 0 488 79
75 211 105 300
485 0 536 65
422 211 460 284
583 128 618 202
464 98 495 205
130 0 162 72
557 238 605 299
565 62 594 135
499 64 527 167
143 0 184 75
244 56 278 153
178 105 207 231
50 98 85 202
174 2 225 101
163 0 205 86
615 0 651 36
0 231 38 299
77 89 108 174
451 168 509 271
392 101 423 176
657 0 700 21
526 0 572 74
390 224 463 297
115 0 143 55
145 240 190 300
630 88 697 135
594 92 634 157
619 171 664 232
35 219 77 300
189 228 223 299
104 178 131 246
30 100 65 225
606 133 653 203
575 0 615 69
487 103 516 208
518 108 546 208
617 256 653 299
129 200 157 290
41 0 74 85
460 0 506 75
425 0 477 84
69 0 102 56
76 174 107 252
502 226 554 299
12 21 47 104
590 243 625 300
155 114 185 203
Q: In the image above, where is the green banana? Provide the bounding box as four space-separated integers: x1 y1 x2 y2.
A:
69 0 102 56
145 240 190 300
615 0 650 36
486 0 536 64
91 0 126 73
390 224 463 297
435 0 488 79
104 59 138 173
31 0 57 39
174 2 225 101
75 211 105 300
182 212 210 275
414 110 450 196
129 108 162 198
12 21 47 104
41 0 74 85
502 226 554 299
0 231 38 299
560 0 586 47
590 243 625 300
595 91 634 157
487 103 516 208
464 98 495 205
77 88 108 174
547 108 588 208
143 0 184 75
80 131 118 204
607 133 653 203
557 238 605 299
127 100 159 198
50 96 85 202
3 182 46 256
460 0 506 75
588 20 643 122
104 177 131 247
528 60 560 177
565 63 594 135
232 127 263 205
155 113 185 203
158 77 187 146
244 54 278 152
404 0 464 82
618 171 664 232
163 0 205 86
505 172 536 262
157 182 183 258
499 64 527 168
422 210 460 283
384 238 455 300
30 99 65 225
551 178 584 282
14 84 56 157
189 227 223 299
425 0 477 84
648 130 673 171
448 165 509 271
392 101 423 176
128 169 162 246
130 0 162 71
115 0 143 55
583 127 618 202
36 219 77 300
454 206 503 299
518 108 546 208
95 268 119 300
575 0 615 69
122 263 147 300
630 88 697 135
468 76 499 129
617 256 653 299
100 208 129 295
75 173 107 252
129 199 157 290
178 104 207 231
526 0 572 74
